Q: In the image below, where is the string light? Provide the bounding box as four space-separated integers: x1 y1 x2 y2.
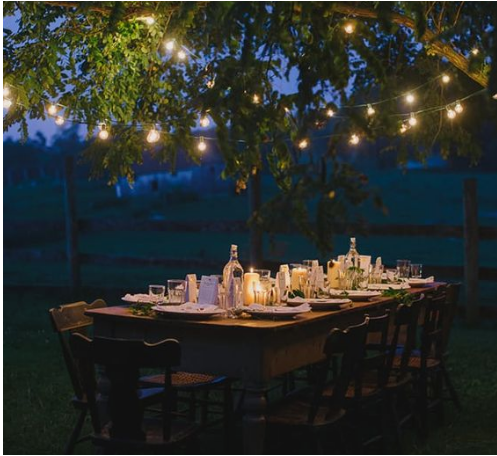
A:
142 16 155 25
252 94 260 104
177 50 187 60
3 86 10 97
47 104 58 116
98 123 110 140
200 115 210 127
408 113 417 126
471 48 479 56
367 104 375 116
297 138 309 150
454 101 463 114
400 124 408 134
206 79 215 89
405 93 415 104
146 127 160 143
197 136 207 152
493 93 497 100
446 108 456 119
55 116 65 126
344 22 355 34
165 40 175 51
326 108 335 118
441 74 451 84
349 134 360 145
3 98 12 109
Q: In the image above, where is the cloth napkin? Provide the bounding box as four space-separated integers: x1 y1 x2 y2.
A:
122 293 153 303
409 276 435 284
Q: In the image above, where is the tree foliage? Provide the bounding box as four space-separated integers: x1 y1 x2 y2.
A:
3 1 497 253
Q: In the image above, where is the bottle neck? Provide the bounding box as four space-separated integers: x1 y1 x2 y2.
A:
230 250 238 261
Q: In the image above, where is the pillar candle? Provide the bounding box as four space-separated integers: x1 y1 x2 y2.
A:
291 267 308 291
243 271 260 305
327 260 341 289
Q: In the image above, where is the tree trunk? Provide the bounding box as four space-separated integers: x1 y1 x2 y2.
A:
249 171 263 267
64 155 81 291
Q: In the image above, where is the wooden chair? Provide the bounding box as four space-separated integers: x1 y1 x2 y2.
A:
49 300 232 453
70 333 199 453
265 318 369 454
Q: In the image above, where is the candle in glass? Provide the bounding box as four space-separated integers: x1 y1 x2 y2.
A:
291 267 308 291
243 269 260 305
327 260 341 289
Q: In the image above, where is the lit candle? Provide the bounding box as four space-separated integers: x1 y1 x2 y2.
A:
243 269 260 305
291 267 308 291
327 260 341 289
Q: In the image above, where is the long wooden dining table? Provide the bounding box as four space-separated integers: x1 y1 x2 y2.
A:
87 283 443 454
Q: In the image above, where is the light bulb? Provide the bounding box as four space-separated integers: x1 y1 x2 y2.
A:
400 124 408 134
47 104 58 116
200 116 210 127
441 74 450 84
144 16 155 25
454 102 463 114
3 86 10 97
206 79 215 89
408 114 417 126
252 94 260 104
298 139 309 150
349 134 360 145
326 108 335 118
98 128 109 140
55 116 65 126
3 98 12 110
197 137 207 152
493 93 497 100
177 50 187 60
344 23 354 34
165 40 175 51
471 48 479 56
405 93 415 104
283 106 290 113
147 128 160 143
367 104 375 116
447 108 456 119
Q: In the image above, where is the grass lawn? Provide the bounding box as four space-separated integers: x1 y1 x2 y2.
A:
3 288 497 455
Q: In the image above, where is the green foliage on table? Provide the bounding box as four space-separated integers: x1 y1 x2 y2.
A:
381 288 414 306
4 2 497 253
129 302 155 316
288 289 305 299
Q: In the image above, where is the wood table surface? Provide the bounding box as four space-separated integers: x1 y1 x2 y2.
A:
87 283 444 454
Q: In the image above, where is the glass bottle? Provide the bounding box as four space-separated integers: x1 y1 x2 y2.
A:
222 244 244 309
345 237 361 289
345 237 360 268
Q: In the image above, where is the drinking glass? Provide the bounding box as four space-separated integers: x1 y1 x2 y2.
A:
254 269 271 280
149 284 165 304
411 263 423 278
167 279 186 304
396 259 411 279
386 268 399 283
371 265 384 284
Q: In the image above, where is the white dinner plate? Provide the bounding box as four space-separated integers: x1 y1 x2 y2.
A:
153 304 225 320
287 297 352 310
328 290 382 301
241 304 311 319
367 283 411 291
408 277 435 287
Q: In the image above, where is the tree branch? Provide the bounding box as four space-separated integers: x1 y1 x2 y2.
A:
329 3 488 87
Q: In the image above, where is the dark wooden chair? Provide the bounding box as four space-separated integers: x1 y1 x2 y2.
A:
265 318 369 454
70 333 199 453
49 300 232 453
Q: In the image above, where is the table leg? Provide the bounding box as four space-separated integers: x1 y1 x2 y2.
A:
242 383 267 455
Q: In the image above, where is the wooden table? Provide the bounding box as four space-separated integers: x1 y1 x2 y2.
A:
87 284 443 454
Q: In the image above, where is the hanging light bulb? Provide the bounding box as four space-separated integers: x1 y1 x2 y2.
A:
454 101 463 114
408 113 417 126
400 124 408 134
143 16 155 25
344 22 355 34
197 136 207 152
471 48 479 56
55 116 65 126
3 98 12 110
349 134 360 145
47 104 58 116
405 93 415 104
446 108 456 119
493 93 497 100
366 104 375 116
441 74 451 84
98 124 110 140
177 50 187 60
252 94 260 104
200 115 210 127
3 86 10 97
206 79 215 89
326 108 335 118
165 40 175 51
298 138 309 150
146 127 160 143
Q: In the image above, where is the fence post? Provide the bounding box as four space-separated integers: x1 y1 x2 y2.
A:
63 155 81 291
249 169 263 267
463 178 479 325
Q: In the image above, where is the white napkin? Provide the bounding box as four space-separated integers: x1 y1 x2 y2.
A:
409 276 435 283
123 293 152 303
